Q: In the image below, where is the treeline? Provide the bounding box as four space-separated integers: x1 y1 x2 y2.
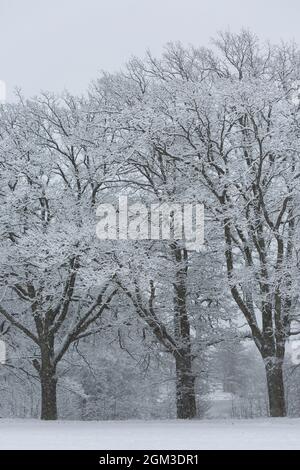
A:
0 30 300 420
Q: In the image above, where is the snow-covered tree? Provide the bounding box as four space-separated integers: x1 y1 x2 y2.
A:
117 31 300 416
0 94 118 419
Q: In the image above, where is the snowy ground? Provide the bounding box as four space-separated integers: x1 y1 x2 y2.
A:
0 418 300 450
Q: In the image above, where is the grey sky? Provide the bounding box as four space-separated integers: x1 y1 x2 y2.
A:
1 0 300 101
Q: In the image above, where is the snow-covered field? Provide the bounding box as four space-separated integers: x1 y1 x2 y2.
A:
0 418 300 450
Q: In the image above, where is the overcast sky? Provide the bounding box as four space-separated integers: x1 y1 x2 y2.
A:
1 0 300 101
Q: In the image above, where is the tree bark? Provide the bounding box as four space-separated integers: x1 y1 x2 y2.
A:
172 245 197 419
175 355 197 419
265 358 286 417
38 340 58 420
40 364 57 420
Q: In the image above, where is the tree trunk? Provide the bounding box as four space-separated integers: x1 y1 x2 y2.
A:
175 356 197 419
265 359 286 417
172 244 197 419
40 364 57 420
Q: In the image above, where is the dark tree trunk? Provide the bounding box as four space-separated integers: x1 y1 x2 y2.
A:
265 359 286 417
175 355 197 419
172 245 197 419
40 364 57 420
38 338 58 420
